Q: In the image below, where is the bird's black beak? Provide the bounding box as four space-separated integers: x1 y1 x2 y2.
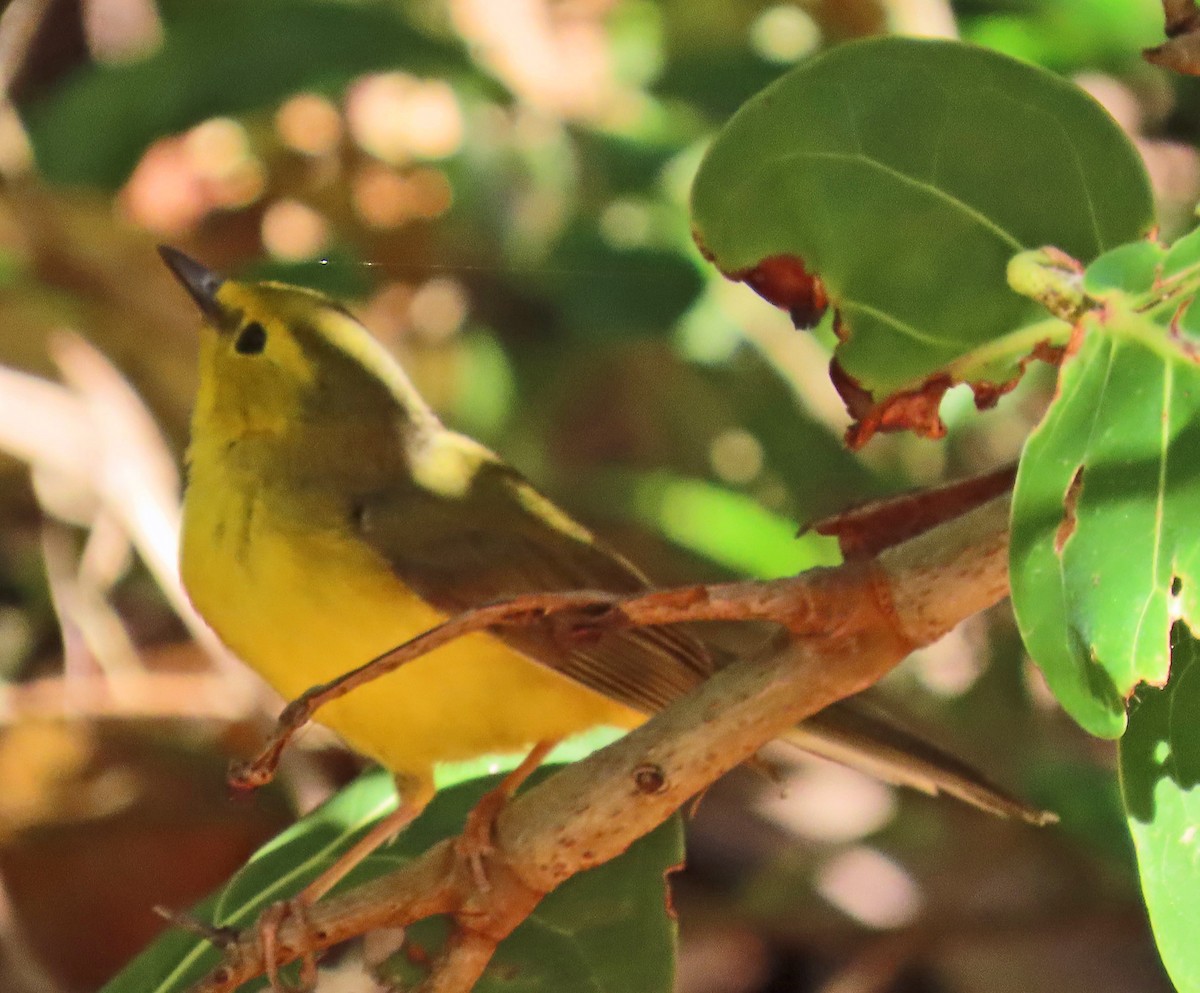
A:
158 246 225 323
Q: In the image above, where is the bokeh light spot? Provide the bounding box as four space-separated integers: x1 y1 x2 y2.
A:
409 278 469 343
261 199 329 261
351 164 453 229
750 6 821 64
599 198 653 248
756 754 896 843
347 74 464 164
185 118 251 181
708 428 764 486
815 846 922 929
276 93 343 157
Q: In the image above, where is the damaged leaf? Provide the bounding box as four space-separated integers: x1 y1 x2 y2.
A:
1010 235 1200 737
691 36 1152 447
731 254 829 329
1120 624 1200 993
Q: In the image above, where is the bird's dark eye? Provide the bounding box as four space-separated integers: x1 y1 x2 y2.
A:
235 322 267 355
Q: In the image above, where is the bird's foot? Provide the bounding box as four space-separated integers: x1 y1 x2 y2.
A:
455 786 509 892
252 781 433 991
454 739 559 892
259 899 320 993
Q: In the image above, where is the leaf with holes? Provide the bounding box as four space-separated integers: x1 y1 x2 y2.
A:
690 36 1153 447
1010 234 1200 737
1120 625 1200 993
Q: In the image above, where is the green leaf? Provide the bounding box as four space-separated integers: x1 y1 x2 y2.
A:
1162 225 1200 281
1082 241 1166 297
599 468 841 578
100 770 400 993
1010 242 1200 736
21 0 498 189
102 763 681 993
386 779 682 993
1120 625 1200 992
690 37 1152 440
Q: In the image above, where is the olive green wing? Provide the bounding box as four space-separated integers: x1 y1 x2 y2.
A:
353 459 713 714
356 450 1052 825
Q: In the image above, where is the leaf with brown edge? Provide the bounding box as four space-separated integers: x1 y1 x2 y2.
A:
829 336 1068 449
833 364 953 448
691 37 1152 447
730 253 828 329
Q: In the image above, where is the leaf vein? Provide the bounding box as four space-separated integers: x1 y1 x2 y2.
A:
764 149 1024 253
839 299 961 349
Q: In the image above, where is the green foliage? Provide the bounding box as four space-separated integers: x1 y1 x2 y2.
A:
687 30 1199 991
697 352 888 517
532 223 706 339
99 771 401 993
244 247 376 300
691 36 1152 400
101 764 682 993
387 773 681 993
606 469 841 578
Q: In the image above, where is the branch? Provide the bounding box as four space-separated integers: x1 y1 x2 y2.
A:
191 493 1013 993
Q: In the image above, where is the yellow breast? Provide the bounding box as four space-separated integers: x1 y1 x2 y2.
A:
180 462 640 785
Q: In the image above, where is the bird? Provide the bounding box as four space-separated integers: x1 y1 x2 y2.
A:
161 246 1048 907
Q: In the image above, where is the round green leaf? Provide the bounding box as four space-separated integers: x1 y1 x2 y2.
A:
690 36 1152 437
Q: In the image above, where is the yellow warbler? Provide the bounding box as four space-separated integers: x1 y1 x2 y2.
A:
162 247 1045 896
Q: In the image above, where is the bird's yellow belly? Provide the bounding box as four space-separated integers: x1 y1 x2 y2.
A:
180 483 640 783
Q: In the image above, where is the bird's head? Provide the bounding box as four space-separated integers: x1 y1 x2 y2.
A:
159 247 432 444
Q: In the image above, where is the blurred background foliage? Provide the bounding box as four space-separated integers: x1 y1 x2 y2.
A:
0 0 1192 990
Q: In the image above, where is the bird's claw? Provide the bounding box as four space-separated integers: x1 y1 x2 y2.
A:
259 899 321 993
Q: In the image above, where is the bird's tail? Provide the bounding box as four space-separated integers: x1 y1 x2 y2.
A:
786 698 1057 826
